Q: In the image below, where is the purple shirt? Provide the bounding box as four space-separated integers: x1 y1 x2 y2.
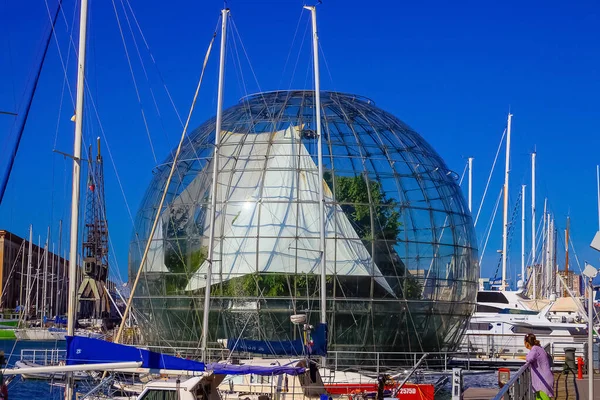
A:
526 345 554 396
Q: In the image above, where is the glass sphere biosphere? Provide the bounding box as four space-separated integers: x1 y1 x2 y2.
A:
129 90 478 363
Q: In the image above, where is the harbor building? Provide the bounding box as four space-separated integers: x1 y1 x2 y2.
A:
0 229 118 319
0 229 70 317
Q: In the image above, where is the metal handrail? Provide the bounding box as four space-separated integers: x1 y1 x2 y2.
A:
492 362 531 400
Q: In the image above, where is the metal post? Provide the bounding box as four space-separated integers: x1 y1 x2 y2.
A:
304 4 327 327
531 153 536 299
201 8 229 363
451 369 463 400
501 113 513 291
66 0 89 397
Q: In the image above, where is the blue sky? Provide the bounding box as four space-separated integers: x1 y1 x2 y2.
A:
1 0 599 285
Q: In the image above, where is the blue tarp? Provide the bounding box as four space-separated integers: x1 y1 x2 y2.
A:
227 323 327 357
207 363 305 376
66 336 206 372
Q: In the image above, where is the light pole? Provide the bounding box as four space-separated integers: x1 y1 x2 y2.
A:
583 262 597 400
586 230 600 400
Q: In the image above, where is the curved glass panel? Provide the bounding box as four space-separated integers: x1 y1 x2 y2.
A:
129 91 478 362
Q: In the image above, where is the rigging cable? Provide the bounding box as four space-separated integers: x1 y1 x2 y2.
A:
478 187 502 264
474 128 506 226
114 27 218 344
492 189 522 285
277 8 306 90
110 0 157 164
0 0 63 205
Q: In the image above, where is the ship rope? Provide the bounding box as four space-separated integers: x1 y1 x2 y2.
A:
491 189 522 285
114 22 219 344
474 128 506 227
110 0 157 163
479 187 503 264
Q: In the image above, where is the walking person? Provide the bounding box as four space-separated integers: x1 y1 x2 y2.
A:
524 333 554 399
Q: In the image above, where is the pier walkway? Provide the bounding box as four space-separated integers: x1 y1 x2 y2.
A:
463 373 600 400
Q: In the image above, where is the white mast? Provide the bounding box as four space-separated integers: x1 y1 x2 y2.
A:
531 152 536 299
19 241 25 312
468 157 473 212
520 185 526 289
542 200 547 297
43 228 49 322
24 225 33 323
305 4 327 326
201 8 228 363
36 235 40 320
597 165 600 231
546 211 551 298
51 243 55 317
501 113 512 291
65 0 89 396
550 216 558 300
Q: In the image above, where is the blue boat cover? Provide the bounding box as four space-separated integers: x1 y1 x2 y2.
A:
227 337 305 356
227 323 327 357
66 336 205 372
207 363 305 376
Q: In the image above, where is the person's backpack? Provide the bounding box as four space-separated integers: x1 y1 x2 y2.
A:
543 344 553 366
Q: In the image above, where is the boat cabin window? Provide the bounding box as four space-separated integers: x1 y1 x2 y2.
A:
511 326 552 335
499 309 538 315
476 304 502 313
476 292 509 304
468 323 492 331
139 389 179 400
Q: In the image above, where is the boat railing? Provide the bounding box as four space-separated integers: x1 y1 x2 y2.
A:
457 335 585 362
19 348 66 366
147 346 465 372
491 362 533 400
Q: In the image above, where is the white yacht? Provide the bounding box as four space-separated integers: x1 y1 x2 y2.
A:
457 290 587 365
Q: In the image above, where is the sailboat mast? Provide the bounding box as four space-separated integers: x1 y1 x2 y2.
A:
546 212 551 297
565 216 569 297
597 165 600 231
304 4 327 326
36 235 40 320
531 152 536 299
201 8 229 363
19 240 25 313
468 157 473 212
501 113 512 291
51 243 55 317
43 228 49 322
66 0 89 396
24 226 33 323
521 185 525 289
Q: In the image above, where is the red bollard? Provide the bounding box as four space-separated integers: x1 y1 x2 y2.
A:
577 357 584 380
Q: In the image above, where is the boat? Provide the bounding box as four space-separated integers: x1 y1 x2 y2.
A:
456 289 587 365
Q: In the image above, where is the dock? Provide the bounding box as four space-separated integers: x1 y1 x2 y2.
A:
462 373 600 399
